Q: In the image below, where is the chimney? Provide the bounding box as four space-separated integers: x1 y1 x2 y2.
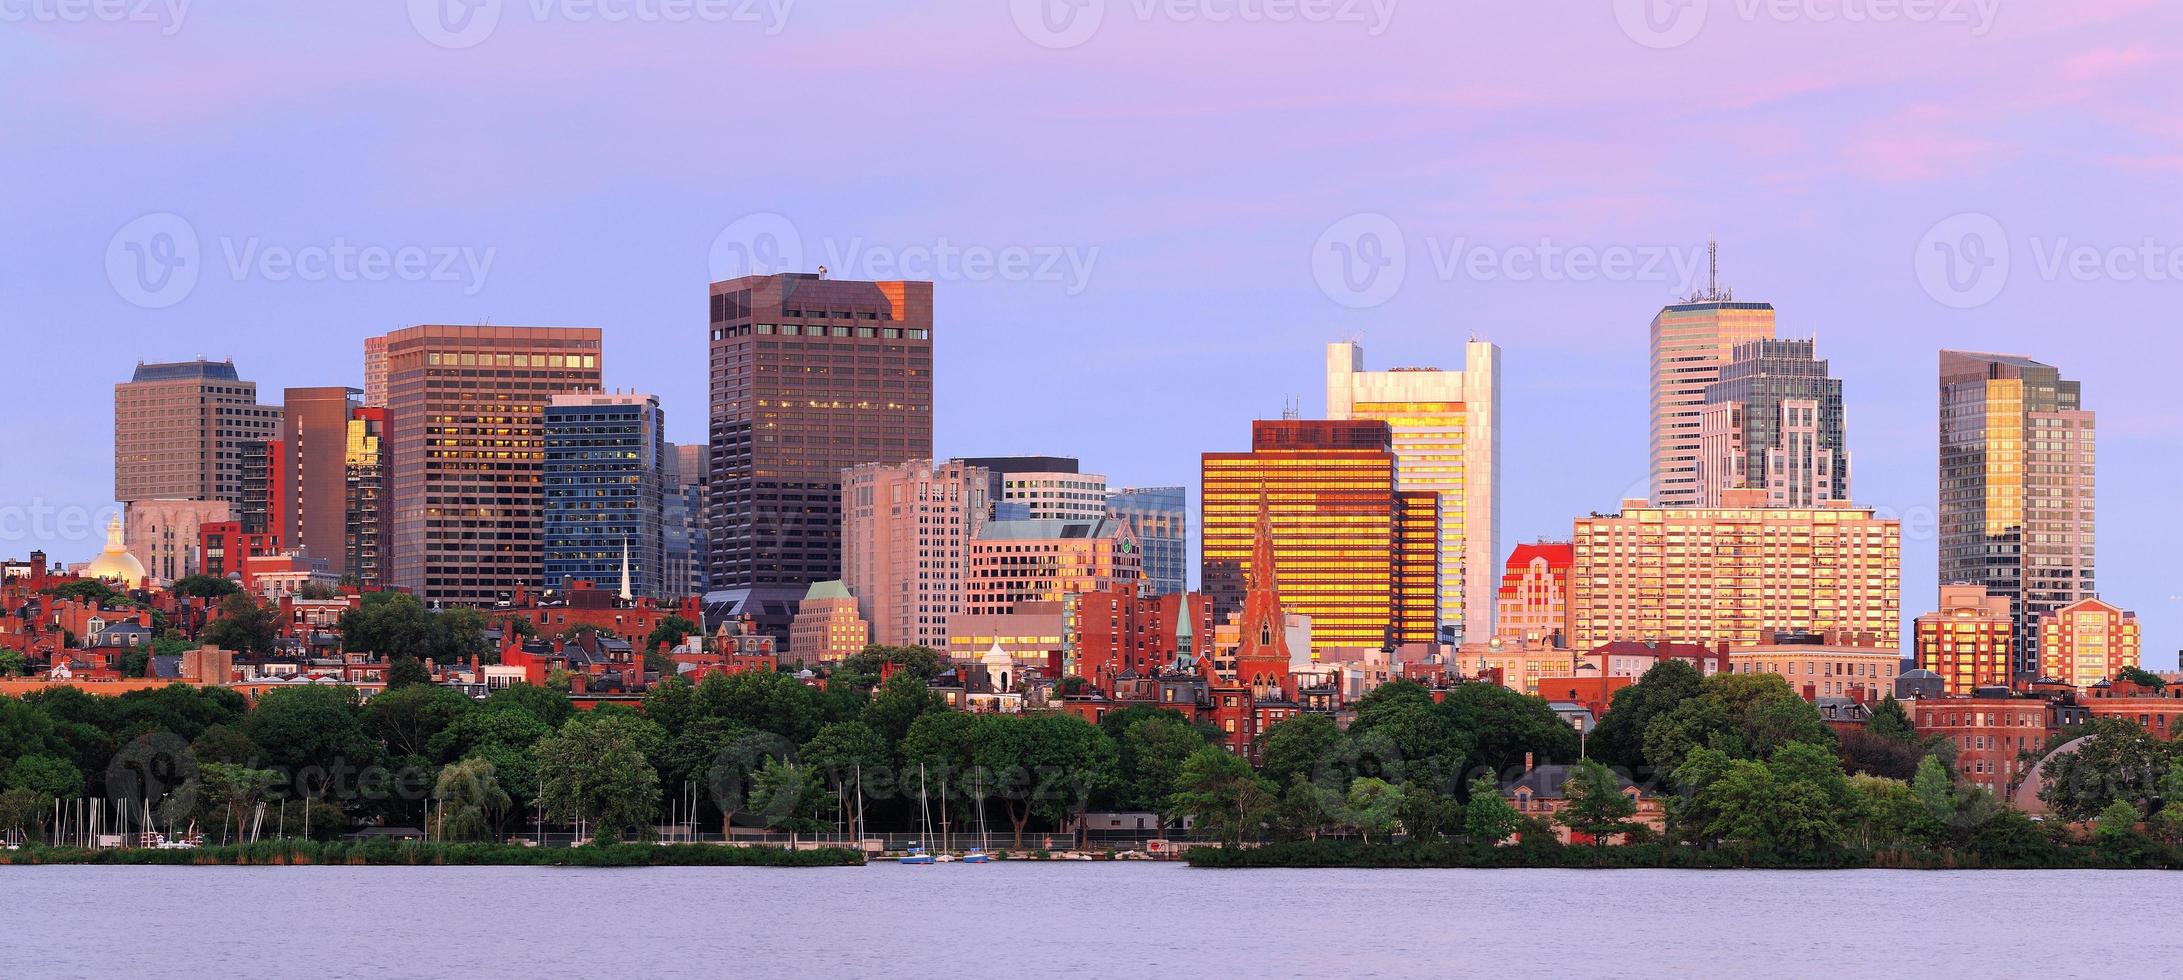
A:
1523 752 1534 774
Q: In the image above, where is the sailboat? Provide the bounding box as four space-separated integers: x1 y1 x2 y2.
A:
900 765 936 865
962 775 991 863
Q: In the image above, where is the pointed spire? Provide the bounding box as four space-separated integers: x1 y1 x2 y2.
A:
1250 489 1281 601
618 538 633 602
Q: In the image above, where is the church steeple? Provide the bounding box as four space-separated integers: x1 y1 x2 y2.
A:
1232 492 1292 701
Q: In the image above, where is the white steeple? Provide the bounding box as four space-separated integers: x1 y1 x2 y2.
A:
619 538 634 602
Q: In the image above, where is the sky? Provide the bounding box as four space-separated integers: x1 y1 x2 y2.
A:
1 0 2175 667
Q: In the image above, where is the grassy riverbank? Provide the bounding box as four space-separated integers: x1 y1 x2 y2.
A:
1183 839 2183 871
0 840 865 868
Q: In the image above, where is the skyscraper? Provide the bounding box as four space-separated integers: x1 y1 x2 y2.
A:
1326 339 1500 643
1201 419 1438 651
281 386 361 574
345 407 388 590
841 458 989 649
965 517 1140 616
114 358 283 508
1106 486 1188 596
362 336 389 409
380 325 604 607
953 456 1085 521
706 273 934 634
543 392 665 599
1650 298 1776 508
1938 350 2096 676
662 442 708 600
1696 338 1849 507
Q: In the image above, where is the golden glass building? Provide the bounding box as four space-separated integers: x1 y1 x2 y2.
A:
1201 419 1437 651
1649 300 1776 508
1568 492 1901 650
1327 340 1500 644
1939 350 2096 676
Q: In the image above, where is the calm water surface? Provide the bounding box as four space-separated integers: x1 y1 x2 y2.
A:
5 863 2175 978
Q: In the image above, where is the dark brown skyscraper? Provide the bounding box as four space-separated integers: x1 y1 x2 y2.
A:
281 386 360 574
380 325 604 607
706 273 933 633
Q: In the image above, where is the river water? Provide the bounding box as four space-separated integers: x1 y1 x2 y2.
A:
4 863 2173 978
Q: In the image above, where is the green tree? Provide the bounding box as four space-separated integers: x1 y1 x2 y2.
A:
188 724 261 765
434 757 513 842
1343 777 1406 843
242 685 384 801
829 645 946 695
0 651 26 677
484 683 572 729
45 579 130 606
1556 758 1638 847
748 757 828 841
1346 680 1470 792
2037 718 2167 822
385 657 433 689
800 720 889 825
364 684 475 759
861 670 947 752
2 754 83 798
1463 774 1522 844
1866 695 1915 743
696 669 823 745
535 715 661 843
190 763 281 844
172 575 241 600
1589 659 1703 771
2095 799 2143 842
2116 666 2167 689
1270 773 1334 841
644 615 702 673
1116 715 1213 813
1167 745 1272 847
0 787 52 843
1256 713 1343 789
1437 682 1580 778
202 593 277 655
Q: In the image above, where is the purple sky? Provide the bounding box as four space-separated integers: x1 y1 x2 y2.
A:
3 1 2175 665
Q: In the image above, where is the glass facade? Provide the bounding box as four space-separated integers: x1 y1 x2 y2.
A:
1649 301 1776 507
1106 486 1188 596
1938 351 2096 675
1201 420 1436 650
543 394 666 599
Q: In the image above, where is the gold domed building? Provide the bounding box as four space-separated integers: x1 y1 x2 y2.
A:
82 515 148 585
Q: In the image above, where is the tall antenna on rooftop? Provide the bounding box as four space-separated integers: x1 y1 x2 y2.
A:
1708 238 1718 299
1281 396 1301 421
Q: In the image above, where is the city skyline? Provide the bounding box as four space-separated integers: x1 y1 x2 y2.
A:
4 6 2177 665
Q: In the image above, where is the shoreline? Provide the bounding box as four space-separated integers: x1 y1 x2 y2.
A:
1182 840 2183 871
0 841 865 868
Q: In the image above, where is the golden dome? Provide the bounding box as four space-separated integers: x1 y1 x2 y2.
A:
83 515 147 585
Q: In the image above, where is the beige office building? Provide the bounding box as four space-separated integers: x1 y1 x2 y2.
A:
114 359 283 508
1569 492 1901 649
842 459 990 649
1327 339 1500 643
1649 301 1775 507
